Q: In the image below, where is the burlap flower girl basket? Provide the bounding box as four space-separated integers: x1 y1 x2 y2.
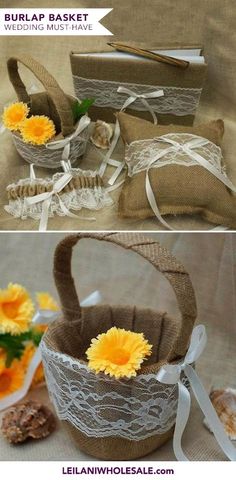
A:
7 55 89 168
41 233 197 460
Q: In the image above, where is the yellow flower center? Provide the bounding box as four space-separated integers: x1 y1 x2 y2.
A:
10 111 24 122
2 301 20 319
33 126 44 137
0 371 12 392
107 347 130 365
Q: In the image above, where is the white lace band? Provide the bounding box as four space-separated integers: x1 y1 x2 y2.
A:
73 76 202 117
125 133 236 230
126 133 225 174
40 340 188 441
12 115 90 169
5 166 113 231
41 325 236 461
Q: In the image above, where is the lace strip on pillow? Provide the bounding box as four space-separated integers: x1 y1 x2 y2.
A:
73 76 202 117
41 340 189 441
125 133 226 175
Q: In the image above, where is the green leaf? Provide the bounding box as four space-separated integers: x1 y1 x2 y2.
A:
0 329 43 368
72 98 95 122
30 328 44 346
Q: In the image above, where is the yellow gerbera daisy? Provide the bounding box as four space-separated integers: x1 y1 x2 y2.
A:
20 115 56 145
20 343 36 370
0 359 25 399
2 102 29 131
36 292 59 311
0 283 34 335
0 349 6 375
20 343 45 387
86 327 152 379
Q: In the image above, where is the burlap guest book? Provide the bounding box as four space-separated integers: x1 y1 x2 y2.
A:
70 45 207 125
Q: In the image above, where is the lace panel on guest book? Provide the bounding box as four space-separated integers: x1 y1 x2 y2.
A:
73 76 202 116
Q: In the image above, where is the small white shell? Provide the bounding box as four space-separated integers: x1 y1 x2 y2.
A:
203 388 236 439
90 120 113 150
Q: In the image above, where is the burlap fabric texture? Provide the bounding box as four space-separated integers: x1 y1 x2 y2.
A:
6 55 79 168
70 46 207 126
117 112 236 229
42 232 197 460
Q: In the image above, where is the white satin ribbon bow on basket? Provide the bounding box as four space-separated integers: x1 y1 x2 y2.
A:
98 86 164 184
24 116 97 232
45 114 90 161
157 324 236 461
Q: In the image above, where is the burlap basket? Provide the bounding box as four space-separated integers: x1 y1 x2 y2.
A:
41 232 197 460
7 55 89 168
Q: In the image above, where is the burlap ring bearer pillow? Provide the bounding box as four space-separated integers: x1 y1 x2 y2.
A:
41 232 197 460
7 55 89 168
117 113 236 229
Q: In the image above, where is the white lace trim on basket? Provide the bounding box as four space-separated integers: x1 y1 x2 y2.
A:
12 115 90 169
73 76 202 116
40 340 188 441
125 133 236 231
4 164 113 231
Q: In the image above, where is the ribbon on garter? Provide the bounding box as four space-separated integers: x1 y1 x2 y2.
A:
0 291 102 412
99 87 164 183
46 115 90 160
25 173 96 232
137 135 236 230
157 325 236 461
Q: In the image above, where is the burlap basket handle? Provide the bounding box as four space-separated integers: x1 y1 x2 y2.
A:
53 233 197 356
7 54 74 137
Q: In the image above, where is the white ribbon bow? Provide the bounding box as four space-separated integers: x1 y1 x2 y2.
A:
157 325 236 461
117 86 164 125
99 87 164 183
25 171 96 231
46 114 90 160
140 135 236 230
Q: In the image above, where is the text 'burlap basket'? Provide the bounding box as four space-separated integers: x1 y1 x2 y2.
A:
41 233 197 460
7 55 89 168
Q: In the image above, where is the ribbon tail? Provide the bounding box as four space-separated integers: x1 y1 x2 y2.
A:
187 149 236 193
98 119 121 177
184 364 236 461
39 197 51 232
145 170 174 230
62 142 71 161
173 381 191 461
57 196 96 222
141 98 158 124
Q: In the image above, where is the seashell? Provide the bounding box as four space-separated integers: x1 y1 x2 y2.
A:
203 388 236 439
1 400 56 444
90 120 113 149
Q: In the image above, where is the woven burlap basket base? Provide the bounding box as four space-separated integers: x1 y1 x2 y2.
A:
64 422 175 460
